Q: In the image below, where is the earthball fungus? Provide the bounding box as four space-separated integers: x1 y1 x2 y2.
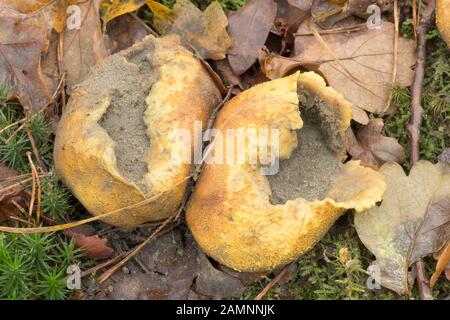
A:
54 35 221 229
437 0 450 47
186 72 387 272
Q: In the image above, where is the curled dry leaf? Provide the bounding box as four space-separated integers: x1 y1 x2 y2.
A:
347 119 405 168
227 0 278 75
101 0 145 25
273 0 311 42
0 8 52 113
438 148 450 164
63 0 109 92
211 59 243 90
65 229 113 260
355 161 450 295
106 14 150 54
295 20 416 119
154 0 231 60
258 49 322 79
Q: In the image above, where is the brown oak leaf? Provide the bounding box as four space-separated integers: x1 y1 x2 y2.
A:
154 0 231 60
0 8 52 113
295 20 416 119
347 119 405 168
63 0 109 92
355 161 450 295
65 229 113 260
227 0 277 75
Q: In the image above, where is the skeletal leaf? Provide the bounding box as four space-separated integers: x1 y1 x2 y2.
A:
355 161 450 295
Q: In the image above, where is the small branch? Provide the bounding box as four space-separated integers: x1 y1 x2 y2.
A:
407 0 436 300
254 265 290 300
384 0 400 112
96 209 178 284
27 152 41 224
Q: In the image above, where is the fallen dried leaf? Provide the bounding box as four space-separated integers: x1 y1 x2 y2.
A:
211 59 243 89
258 49 317 79
63 0 109 92
227 0 277 75
438 148 450 164
295 20 416 117
101 0 146 25
355 161 450 295
273 0 311 44
65 229 113 260
105 228 245 300
0 8 52 113
347 119 405 168
154 0 231 60
106 14 150 54
7 0 77 33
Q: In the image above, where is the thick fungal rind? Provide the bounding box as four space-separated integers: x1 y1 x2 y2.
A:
437 0 450 47
54 35 221 229
186 72 385 272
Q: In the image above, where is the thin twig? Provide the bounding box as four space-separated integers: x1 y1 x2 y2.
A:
0 119 25 136
254 265 290 300
25 0 59 19
81 252 127 278
57 33 66 112
294 23 367 36
24 117 47 172
27 152 41 224
385 0 400 112
27 161 36 218
4 123 24 144
11 199 28 216
0 174 48 195
96 209 179 284
9 216 33 225
407 0 436 300
413 0 418 40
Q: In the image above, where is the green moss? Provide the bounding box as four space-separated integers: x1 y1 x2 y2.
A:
0 106 53 173
243 225 400 300
0 97 85 300
0 232 84 299
41 176 72 221
384 37 450 167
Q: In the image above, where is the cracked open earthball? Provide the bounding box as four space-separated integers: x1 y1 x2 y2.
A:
186 72 387 272
54 35 221 229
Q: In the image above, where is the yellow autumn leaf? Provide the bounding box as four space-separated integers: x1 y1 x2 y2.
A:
9 0 78 33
